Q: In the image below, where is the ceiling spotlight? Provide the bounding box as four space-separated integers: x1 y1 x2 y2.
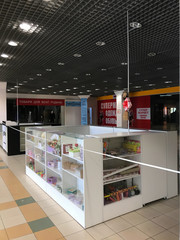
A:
147 52 156 57
130 22 142 28
46 68 52 71
73 87 78 89
73 77 78 80
37 73 42 76
73 53 82 57
134 86 141 88
7 89 11 91
29 77 34 80
42 87 46 90
32 91 35 93
19 22 32 31
63 81 68 83
36 89 40 91
91 83 95 86
165 81 172 84
8 41 18 46
11 88 15 90
96 41 106 46
18 83 23 86
134 73 140 75
81 85 85 88
87 90 91 92
48 86 53 88
144 79 148 81
86 73 91 76
53 92 57 94
0 63 3 66
73 93 76 95
79 92 83 94
59 90 63 92
55 83 59 86
148 84 155 86
117 77 122 80
157 67 163 70
121 62 127 65
101 68 107 71
104 80 108 83
1 53 9 58
14 86 20 88
95 89 100 91
66 89 70 91
58 62 65 65
23 81 28 83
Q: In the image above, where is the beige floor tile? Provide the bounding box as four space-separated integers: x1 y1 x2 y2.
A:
165 209 179 221
121 212 148 226
12 233 37 240
65 230 94 240
103 234 124 240
149 202 174 214
153 230 178 240
6 223 32 239
136 206 162 219
105 216 132 233
161 199 179 209
0 217 4 230
152 215 178 229
0 229 8 240
42 204 64 216
19 203 47 222
136 220 164 237
0 177 14 203
37 198 56 208
168 225 179 236
0 207 26 228
57 220 83 236
49 211 73 226
87 223 114 240
118 227 149 240
34 226 63 240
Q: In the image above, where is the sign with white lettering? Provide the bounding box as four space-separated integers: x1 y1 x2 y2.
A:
16 98 65 106
136 108 150 120
98 99 116 126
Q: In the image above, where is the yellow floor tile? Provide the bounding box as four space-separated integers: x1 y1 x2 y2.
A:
0 229 9 240
6 223 32 239
0 162 6 166
34 226 63 240
20 202 47 222
0 201 17 211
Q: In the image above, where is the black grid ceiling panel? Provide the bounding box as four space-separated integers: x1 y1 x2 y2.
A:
0 0 179 96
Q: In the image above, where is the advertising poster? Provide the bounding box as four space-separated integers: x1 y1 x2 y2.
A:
81 98 88 125
98 99 116 126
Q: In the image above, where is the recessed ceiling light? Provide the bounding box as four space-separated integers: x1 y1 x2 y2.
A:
96 41 106 46
73 93 76 95
23 81 28 83
134 73 140 75
18 83 23 85
157 67 163 70
134 86 141 88
162 76 167 78
37 73 42 76
63 81 67 83
0 63 3 66
19 22 32 31
79 92 83 94
130 22 142 28
73 87 78 89
36 89 40 91
55 83 59 86
160 94 172 97
42 87 46 90
8 41 18 46
66 89 70 91
148 84 155 86
147 52 156 57
121 62 127 65
59 90 63 93
29 77 34 80
32 91 35 93
101 68 107 71
165 81 172 84
91 83 95 85
11 88 15 90
46 68 52 71
1 53 9 58
48 86 53 88
73 53 82 57
117 77 122 80
86 73 91 76
104 80 108 83
73 77 78 80
144 79 148 81
87 90 91 92
7 89 11 91
81 85 85 88
95 89 100 91
58 62 65 65
14 86 20 88
53 92 57 94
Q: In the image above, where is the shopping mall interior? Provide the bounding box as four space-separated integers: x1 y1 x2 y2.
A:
0 0 179 240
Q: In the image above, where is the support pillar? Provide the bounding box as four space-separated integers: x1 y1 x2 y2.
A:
114 90 127 128
0 82 7 122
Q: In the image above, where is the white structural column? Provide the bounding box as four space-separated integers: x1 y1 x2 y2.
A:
0 82 7 122
114 90 127 128
78 95 90 125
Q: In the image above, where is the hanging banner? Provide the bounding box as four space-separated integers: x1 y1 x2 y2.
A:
81 98 88 125
98 99 116 126
16 98 65 106
66 101 81 107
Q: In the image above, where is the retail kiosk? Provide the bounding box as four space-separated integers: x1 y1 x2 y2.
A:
25 126 178 228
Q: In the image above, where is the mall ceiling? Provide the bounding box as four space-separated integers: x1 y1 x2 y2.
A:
0 0 179 96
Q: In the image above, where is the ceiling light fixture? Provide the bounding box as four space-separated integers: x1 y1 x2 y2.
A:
91 83 95 86
63 81 67 83
29 78 34 80
19 22 32 31
0 63 3 66
53 92 57 94
101 68 107 71
58 62 65 65
73 87 78 89
23 81 28 83
157 67 163 70
87 90 91 92
96 41 106 46
104 80 108 83
42 87 47 90
117 77 122 80
36 89 40 91
134 86 141 88
1 53 9 58
147 52 156 57
46 69 52 71
86 73 91 76
148 84 155 86
81 85 85 88
130 22 142 28
66 89 70 91
95 89 100 91
8 41 19 46
134 73 140 75
59 90 63 93
48 86 53 88
121 62 127 65
37 73 42 76
55 84 59 86
11 88 15 90
73 77 78 80
18 83 23 85
164 81 172 84
73 53 82 57
32 91 35 93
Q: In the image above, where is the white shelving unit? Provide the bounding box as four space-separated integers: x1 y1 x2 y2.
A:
25 126 178 228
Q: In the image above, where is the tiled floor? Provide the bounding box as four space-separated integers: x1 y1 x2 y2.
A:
0 148 179 240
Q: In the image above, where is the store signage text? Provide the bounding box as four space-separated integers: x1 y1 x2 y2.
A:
98 99 116 127
136 108 150 120
16 98 65 106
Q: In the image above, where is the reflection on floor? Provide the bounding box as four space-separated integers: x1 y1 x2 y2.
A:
0 148 179 240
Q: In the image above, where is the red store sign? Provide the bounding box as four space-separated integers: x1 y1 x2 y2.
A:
16 98 65 106
98 99 116 126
